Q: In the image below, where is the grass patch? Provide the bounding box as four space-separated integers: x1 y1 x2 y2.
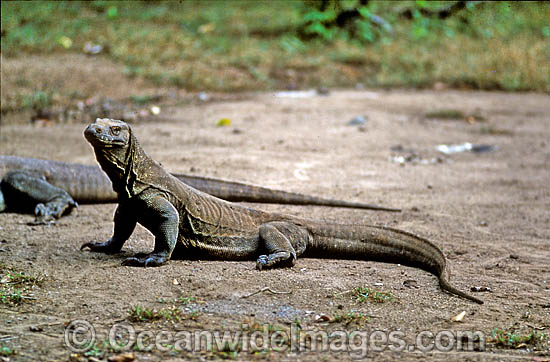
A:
1 90 55 114
129 304 200 322
331 311 370 326
489 328 547 349
0 345 16 357
129 94 162 105
352 287 393 303
425 109 488 123
177 295 198 305
0 265 43 305
425 109 466 120
156 294 199 305
1 0 548 107
478 125 513 136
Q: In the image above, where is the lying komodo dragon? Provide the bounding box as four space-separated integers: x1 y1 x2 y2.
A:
0 156 399 224
80 118 482 304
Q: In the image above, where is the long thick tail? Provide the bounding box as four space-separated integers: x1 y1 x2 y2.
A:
305 223 483 304
174 173 401 212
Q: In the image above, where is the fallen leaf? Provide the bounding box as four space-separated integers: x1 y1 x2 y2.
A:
315 314 330 322
451 311 466 322
57 36 73 49
108 352 135 362
217 118 232 126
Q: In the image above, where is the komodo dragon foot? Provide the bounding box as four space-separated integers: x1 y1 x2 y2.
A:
256 253 296 270
29 200 78 225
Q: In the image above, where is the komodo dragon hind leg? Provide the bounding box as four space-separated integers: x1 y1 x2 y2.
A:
256 222 309 270
1 171 77 224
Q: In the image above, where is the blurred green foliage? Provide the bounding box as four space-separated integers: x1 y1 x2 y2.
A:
1 1 549 92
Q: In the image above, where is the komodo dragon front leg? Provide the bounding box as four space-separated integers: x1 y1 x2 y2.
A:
81 189 179 266
0 171 77 224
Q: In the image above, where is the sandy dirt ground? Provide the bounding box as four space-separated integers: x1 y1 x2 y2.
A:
1 82 549 361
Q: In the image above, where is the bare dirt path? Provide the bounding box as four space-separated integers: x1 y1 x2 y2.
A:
1 89 549 361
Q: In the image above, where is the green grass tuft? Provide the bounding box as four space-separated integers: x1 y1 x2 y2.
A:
0 265 43 305
331 311 370 326
490 328 547 349
352 286 393 303
129 304 200 322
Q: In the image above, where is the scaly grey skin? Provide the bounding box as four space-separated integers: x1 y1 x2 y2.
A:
0 156 400 224
81 118 483 304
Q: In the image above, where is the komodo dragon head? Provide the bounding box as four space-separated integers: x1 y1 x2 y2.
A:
84 118 170 199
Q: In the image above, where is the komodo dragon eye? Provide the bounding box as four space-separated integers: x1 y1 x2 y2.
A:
111 126 121 136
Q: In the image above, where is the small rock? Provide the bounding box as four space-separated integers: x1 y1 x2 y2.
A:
83 42 103 55
198 92 210 102
316 87 330 95
470 286 492 293
427 184 433 189
509 254 519 260
348 115 367 126
479 221 488 227
172 278 180 285
411 206 420 212
403 279 419 289
29 325 43 332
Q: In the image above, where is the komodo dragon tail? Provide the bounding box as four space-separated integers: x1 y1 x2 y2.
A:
174 173 401 212
304 223 483 304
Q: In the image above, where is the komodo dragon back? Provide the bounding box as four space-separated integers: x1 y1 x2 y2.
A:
81 118 483 304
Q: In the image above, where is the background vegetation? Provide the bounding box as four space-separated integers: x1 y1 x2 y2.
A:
2 0 549 95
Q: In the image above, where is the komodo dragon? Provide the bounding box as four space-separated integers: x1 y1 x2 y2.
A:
81 118 483 304
0 156 399 224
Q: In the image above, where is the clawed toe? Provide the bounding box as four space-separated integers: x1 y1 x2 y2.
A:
256 255 268 270
80 242 105 252
80 241 121 254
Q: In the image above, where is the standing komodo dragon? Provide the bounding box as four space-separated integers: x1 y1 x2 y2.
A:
81 118 482 304
0 156 399 224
